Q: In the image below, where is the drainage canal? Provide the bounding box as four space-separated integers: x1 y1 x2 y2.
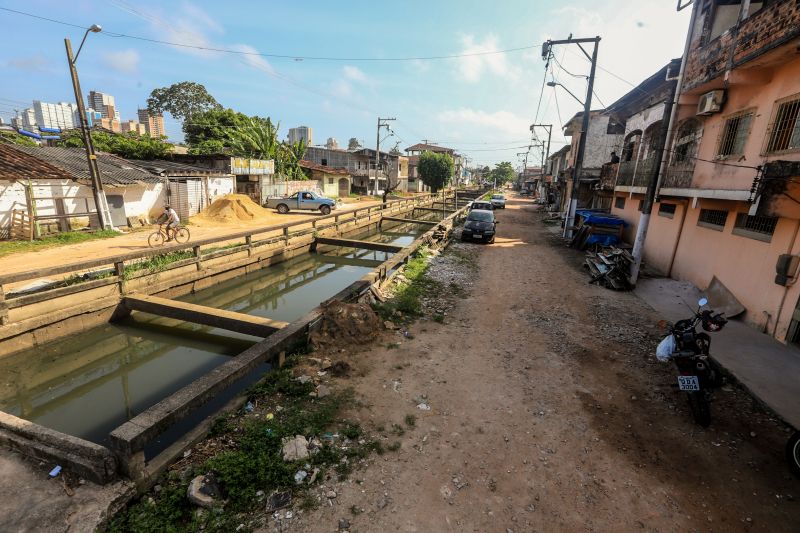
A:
0 216 441 452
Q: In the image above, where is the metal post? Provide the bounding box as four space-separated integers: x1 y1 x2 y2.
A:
563 38 600 239
65 37 112 230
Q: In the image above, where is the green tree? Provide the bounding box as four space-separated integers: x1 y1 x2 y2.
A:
418 151 454 193
184 108 248 151
0 130 38 147
56 129 172 159
147 81 221 122
489 161 515 185
347 137 361 150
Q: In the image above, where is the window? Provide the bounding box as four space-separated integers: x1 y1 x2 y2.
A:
327 178 334 185
733 212 778 241
672 119 702 164
766 95 800 153
321 158 328 166
717 111 753 157
658 203 677 218
697 208 728 230
614 196 625 209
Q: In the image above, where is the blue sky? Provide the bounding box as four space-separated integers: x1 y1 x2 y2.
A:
0 0 690 167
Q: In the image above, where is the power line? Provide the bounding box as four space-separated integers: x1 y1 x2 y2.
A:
1 7 539 63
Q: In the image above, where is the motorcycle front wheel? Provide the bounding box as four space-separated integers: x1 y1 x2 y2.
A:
787 431 800 478
687 391 712 427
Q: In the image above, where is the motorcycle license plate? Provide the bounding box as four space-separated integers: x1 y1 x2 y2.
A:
677 375 700 391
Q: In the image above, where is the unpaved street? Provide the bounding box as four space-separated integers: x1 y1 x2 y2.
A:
278 196 799 532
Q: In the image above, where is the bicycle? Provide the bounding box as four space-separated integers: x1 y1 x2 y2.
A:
148 224 190 247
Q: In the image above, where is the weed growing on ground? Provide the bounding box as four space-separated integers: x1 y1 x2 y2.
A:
387 441 402 452
386 342 400 349
104 362 383 533
122 250 194 280
433 313 445 323
404 414 416 427
0 229 119 258
372 247 443 319
391 424 405 436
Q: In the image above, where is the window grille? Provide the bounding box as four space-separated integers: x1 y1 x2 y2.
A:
614 196 625 209
717 112 753 157
658 203 677 217
734 212 777 236
672 120 701 164
698 208 728 229
766 96 800 153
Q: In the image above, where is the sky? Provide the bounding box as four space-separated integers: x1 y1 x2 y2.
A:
0 0 691 168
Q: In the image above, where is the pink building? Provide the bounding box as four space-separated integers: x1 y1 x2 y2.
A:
611 0 800 343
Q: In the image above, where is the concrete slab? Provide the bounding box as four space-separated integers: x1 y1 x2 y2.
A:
636 277 800 429
0 447 133 533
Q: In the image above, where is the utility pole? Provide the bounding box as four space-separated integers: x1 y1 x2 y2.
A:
374 117 396 196
629 67 680 284
542 37 600 239
65 28 113 230
531 124 552 198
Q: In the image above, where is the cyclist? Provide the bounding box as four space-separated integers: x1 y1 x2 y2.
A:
157 204 180 242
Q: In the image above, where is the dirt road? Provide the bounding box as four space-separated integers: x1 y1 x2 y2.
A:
277 196 799 532
0 200 379 278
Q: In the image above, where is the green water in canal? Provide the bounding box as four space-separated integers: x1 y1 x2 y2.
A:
0 216 439 445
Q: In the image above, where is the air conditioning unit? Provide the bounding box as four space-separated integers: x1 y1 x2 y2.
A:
696 90 725 116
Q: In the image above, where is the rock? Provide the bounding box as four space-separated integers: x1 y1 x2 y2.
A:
417 402 431 411
309 467 321 484
339 518 351 530
295 375 313 384
282 435 310 461
377 497 388 509
384 320 398 330
326 490 337 499
187 473 222 509
266 490 292 512
316 384 332 398
294 470 308 484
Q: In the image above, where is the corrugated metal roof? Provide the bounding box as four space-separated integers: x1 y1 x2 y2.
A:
11 146 161 186
0 143 75 182
298 159 350 175
130 159 231 176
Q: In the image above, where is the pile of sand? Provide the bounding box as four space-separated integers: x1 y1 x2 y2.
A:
192 194 273 225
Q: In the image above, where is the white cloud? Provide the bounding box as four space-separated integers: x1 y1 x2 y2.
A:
5 54 51 72
437 108 530 138
343 65 368 83
330 79 353 99
456 34 520 83
233 44 275 75
102 49 140 74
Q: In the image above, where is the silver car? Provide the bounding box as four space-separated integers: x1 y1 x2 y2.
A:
490 194 506 209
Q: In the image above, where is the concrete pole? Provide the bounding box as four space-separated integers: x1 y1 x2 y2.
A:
374 118 381 196
65 37 113 230
563 38 599 239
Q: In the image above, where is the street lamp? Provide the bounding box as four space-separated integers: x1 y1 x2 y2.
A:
546 81 584 107
65 24 114 230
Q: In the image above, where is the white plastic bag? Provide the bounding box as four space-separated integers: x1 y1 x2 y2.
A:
655 335 676 362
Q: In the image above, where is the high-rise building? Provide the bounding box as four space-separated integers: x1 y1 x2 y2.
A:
32 101 79 130
88 91 117 119
14 108 37 130
121 120 147 135
326 137 339 150
137 108 165 137
288 126 312 146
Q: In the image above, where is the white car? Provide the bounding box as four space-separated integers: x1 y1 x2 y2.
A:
490 194 506 209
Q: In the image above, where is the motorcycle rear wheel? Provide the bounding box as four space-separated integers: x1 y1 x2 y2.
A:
687 391 712 427
787 431 800 478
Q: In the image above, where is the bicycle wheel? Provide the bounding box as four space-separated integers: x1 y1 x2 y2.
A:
175 226 191 244
148 230 165 247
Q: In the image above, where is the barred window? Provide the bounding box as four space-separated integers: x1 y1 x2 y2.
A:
672 119 702 164
697 208 728 230
614 196 625 209
717 111 753 157
658 203 677 218
733 212 778 241
766 96 800 153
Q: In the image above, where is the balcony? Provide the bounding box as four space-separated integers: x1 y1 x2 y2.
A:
615 158 656 189
683 2 800 91
615 161 635 186
597 162 618 190
661 163 695 190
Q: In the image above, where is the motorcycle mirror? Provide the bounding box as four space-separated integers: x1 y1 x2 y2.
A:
698 297 708 307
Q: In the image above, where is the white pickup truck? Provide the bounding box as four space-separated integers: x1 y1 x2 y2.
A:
264 191 338 215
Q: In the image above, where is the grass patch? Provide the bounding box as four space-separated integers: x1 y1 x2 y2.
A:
0 229 119 258
391 424 405 436
387 441 402 452
386 342 400 350
122 250 194 280
202 242 245 255
104 361 382 533
404 414 416 428
372 247 442 319
432 313 445 323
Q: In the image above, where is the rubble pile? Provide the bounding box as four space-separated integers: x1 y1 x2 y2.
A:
309 300 382 351
584 247 634 290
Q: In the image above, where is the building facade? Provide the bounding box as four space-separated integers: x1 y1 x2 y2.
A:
288 126 312 146
32 101 80 130
137 109 166 137
610 0 800 343
88 91 119 120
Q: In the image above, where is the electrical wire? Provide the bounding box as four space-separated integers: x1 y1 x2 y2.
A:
0 7 539 63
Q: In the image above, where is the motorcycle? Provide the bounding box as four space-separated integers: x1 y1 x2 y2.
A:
656 297 728 427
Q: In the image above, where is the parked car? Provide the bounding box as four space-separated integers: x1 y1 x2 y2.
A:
490 194 506 209
265 191 337 215
461 209 497 244
468 200 494 211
